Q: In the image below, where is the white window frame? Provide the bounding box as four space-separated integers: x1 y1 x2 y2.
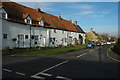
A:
0 8 8 19
3 33 8 39
39 19 44 26
24 16 32 24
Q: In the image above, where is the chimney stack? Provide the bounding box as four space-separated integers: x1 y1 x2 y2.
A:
73 20 77 25
58 14 61 19
34 8 41 12
69 20 72 23
90 28 93 32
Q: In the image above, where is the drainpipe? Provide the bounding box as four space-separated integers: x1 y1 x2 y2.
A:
30 25 31 48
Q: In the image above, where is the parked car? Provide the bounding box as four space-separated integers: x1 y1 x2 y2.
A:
96 42 101 46
100 42 104 46
107 42 111 44
86 41 95 48
103 42 107 45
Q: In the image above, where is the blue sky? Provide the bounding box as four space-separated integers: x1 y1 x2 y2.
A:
18 2 118 36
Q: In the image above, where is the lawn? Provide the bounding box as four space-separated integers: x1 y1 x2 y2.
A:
108 45 120 61
11 45 86 56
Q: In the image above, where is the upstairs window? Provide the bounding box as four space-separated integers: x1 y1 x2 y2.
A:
54 29 56 33
39 19 44 26
27 19 31 24
62 30 64 34
2 13 6 18
1 8 7 19
25 16 32 24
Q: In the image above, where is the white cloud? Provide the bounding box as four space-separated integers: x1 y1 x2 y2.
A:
79 10 94 15
68 4 94 10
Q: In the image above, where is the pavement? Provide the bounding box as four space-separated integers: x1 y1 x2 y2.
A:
2 44 120 80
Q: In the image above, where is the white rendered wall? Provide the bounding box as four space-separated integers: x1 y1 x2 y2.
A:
2 20 30 49
2 19 85 49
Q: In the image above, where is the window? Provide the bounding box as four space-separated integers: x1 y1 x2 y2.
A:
35 35 39 40
65 38 67 42
25 35 29 39
39 20 44 26
2 13 6 18
54 29 56 33
3 34 7 39
50 38 52 42
27 19 31 24
31 35 34 39
62 30 64 34
53 38 55 41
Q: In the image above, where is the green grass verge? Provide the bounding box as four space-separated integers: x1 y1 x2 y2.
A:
108 45 120 60
11 45 86 56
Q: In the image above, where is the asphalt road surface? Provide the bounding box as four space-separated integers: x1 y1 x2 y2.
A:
2 44 120 80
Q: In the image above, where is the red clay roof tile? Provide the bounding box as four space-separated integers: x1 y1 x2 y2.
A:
2 2 84 33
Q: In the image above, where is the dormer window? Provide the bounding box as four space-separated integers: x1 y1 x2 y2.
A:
24 15 32 24
2 13 6 18
0 8 8 19
39 19 44 26
27 19 31 24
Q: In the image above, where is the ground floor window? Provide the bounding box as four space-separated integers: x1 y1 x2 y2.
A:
25 35 29 39
3 34 7 39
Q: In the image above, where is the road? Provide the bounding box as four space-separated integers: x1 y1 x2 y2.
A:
2 45 120 80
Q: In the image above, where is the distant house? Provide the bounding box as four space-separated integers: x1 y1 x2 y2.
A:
0 2 85 50
86 28 101 42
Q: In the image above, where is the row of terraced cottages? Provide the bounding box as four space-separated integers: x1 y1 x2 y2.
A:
0 2 85 50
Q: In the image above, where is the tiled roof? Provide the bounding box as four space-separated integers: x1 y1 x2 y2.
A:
92 31 99 36
2 2 84 33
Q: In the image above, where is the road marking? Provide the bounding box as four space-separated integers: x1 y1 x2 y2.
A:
89 50 94 52
15 72 26 76
31 75 45 80
77 53 87 58
31 60 69 79
41 60 69 73
56 76 71 80
38 72 52 77
3 69 12 72
107 51 120 62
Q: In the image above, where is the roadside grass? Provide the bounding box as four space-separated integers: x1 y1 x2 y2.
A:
108 45 120 61
11 45 86 56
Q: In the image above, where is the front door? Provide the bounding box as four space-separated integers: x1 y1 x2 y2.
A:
18 34 24 48
79 35 83 44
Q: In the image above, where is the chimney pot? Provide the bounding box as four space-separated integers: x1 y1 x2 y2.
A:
90 28 93 32
73 20 77 25
34 8 41 12
58 14 61 19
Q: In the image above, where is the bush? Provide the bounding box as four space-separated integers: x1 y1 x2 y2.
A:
12 38 17 41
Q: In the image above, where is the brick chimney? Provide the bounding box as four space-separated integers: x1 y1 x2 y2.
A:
69 20 72 23
58 14 61 19
73 20 77 25
90 28 93 32
34 8 41 12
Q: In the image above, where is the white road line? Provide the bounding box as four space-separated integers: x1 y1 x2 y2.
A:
56 76 71 80
15 72 26 76
3 69 12 72
31 60 69 78
31 75 45 80
107 51 120 62
89 50 94 52
77 53 87 58
39 72 52 77
41 60 69 73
